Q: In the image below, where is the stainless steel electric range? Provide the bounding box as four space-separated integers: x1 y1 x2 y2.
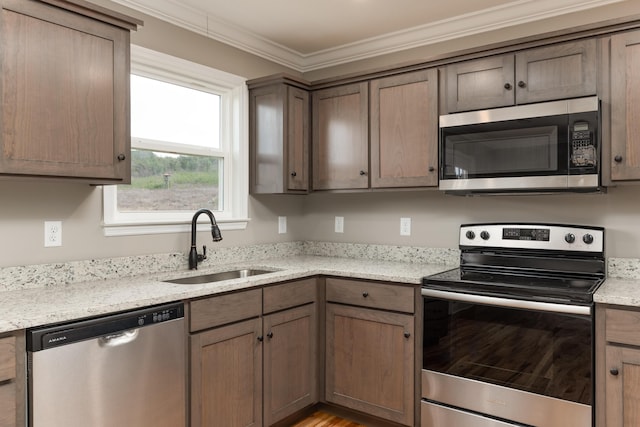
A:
421 223 605 427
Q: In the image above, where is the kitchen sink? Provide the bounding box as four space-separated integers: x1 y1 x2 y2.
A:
164 268 275 285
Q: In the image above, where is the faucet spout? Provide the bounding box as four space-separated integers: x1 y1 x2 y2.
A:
189 208 223 270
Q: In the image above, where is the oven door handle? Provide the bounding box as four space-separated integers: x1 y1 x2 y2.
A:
421 288 591 315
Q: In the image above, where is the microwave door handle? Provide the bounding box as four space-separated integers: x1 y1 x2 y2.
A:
421 288 591 316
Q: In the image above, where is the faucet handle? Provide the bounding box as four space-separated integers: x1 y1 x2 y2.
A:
198 245 207 263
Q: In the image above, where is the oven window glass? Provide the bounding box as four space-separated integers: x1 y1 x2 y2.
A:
423 298 592 405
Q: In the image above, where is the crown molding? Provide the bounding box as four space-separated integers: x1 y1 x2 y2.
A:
111 0 624 72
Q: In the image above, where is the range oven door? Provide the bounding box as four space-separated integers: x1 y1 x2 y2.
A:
421 289 593 427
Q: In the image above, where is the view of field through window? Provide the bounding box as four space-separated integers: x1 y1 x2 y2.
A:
117 75 223 212
118 150 221 211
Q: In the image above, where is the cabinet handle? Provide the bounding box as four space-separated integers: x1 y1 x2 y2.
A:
428 166 435 172
518 81 526 88
404 332 411 338
362 292 369 298
267 332 273 339
504 83 512 90
359 170 367 176
291 171 297 177
614 155 623 163
610 368 619 376
257 335 264 342
117 154 126 161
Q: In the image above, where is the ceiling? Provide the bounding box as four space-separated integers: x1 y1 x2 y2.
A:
111 0 623 72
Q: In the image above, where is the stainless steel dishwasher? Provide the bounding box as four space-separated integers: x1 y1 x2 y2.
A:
27 302 186 427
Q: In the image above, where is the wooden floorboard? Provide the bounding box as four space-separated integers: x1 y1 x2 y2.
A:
291 410 366 427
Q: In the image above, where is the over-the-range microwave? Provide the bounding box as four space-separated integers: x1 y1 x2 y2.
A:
438 96 602 194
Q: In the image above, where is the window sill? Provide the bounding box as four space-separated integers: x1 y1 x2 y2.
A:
103 218 250 237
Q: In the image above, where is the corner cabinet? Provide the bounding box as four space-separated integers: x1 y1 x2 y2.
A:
189 279 318 427
312 82 369 190
609 30 640 181
249 77 310 194
444 39 597 112
325 278 415 426
0 0 141 183
596 305 640 427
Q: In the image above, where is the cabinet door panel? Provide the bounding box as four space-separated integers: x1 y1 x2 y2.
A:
190 319 262 427
610 30 640 181
326 303 414 425
287 87 309 191
0 0 129 182
445 56 514 112
606 345 640 427
515 40 596 104
370 69 438 188
0 382 15 427
312 82 369 190
251 85 285 193
263 304 317 426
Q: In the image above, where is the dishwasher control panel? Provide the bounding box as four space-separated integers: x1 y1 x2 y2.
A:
27 302 184 351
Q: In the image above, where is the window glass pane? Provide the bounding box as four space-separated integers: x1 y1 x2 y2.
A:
131 74 221 149
118 150 222 211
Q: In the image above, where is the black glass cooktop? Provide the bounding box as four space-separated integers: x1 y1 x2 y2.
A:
422 267 604 305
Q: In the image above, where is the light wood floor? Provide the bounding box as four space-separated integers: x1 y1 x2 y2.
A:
291 411 366 427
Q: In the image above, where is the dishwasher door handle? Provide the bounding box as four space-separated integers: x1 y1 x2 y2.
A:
99 329 140 347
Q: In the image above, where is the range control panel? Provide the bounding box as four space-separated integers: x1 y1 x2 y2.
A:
459 223 604 253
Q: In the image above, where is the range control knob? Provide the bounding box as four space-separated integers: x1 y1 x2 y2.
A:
465 230 476 240
583 234 594 244
480 231 490 240
565 233 576 244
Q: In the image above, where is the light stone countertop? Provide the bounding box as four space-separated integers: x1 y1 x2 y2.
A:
0 255 453 334
594 278 640 307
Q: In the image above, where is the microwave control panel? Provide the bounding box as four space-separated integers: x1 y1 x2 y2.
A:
571 121 596 167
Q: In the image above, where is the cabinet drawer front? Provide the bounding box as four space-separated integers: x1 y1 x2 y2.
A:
263 278 316 314
326 278 414 313
606 308 640 346
190 289 262 332
0 336 16 383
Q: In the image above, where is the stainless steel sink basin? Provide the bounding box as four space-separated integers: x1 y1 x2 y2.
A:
164 269 275 285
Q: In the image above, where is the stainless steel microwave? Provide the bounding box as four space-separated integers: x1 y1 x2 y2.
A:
439 96 601 194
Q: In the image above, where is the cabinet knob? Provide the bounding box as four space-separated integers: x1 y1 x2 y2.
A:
610 368 619 376
428 166 435 172
362 292 369 298
359 170 367 176
291 171 297 177
257 335 264 342
117 154 126 161
267 332 274 339
518 80 527 88
504 83 512 90
614 155 623 163
404 332 411 339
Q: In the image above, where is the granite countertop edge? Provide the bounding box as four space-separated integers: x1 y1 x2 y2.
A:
0 255 454 334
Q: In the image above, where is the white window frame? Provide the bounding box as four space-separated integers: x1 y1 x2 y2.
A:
103 45 249 237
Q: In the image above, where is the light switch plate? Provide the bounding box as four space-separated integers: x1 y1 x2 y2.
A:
278 216 287 234
335 216 344 233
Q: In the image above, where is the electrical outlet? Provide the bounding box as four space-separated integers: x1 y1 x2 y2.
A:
278 216 287 234
400 217 411 236
335 216 344 233
44 221 62 247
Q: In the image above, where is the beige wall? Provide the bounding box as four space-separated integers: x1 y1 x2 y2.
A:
2 1 640 268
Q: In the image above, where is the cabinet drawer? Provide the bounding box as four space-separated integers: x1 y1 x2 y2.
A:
606 308 640 346
190 289 262 332
326 278 414 313
0 336 15 383
263 278 316 314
